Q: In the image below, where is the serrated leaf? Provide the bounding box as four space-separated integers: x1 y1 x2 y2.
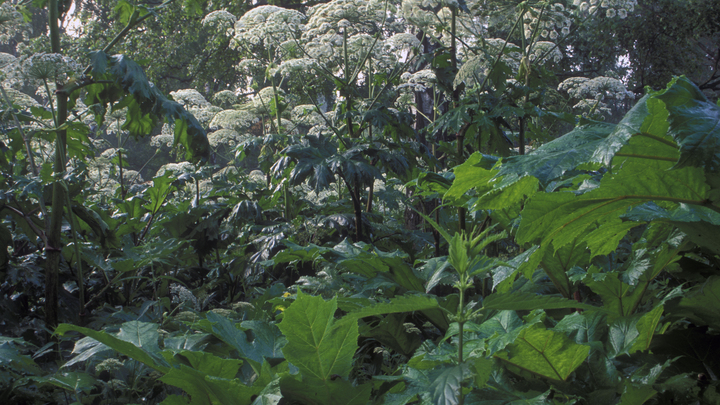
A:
116 321 160 353
160 365 258 405
427 364 470 405
494 324 590 381
55 324 168 373
498 122 615 185
677 276 720 327
278 291 357 382
206 313 285 364
656 76 720 173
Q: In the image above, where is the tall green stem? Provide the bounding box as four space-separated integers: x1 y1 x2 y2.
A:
45 0 68 331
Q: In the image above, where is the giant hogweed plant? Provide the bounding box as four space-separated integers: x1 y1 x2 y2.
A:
39 77 720 404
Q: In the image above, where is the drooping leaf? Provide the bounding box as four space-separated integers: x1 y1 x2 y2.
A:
206 313 286 364
494 324 590 381
160 365 259 405
55 324 169 373
498 121 615 185
656 76 720 173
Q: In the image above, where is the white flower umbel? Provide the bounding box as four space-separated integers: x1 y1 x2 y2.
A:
232 6 306 50
209 109 259 132
212 90 238 108
169 89 211 108
156 162 196 177
527 41 563 64
21 53 82 85
207 128 241 148
202 9 237 33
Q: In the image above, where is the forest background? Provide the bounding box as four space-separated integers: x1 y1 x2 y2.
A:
1 0 720 403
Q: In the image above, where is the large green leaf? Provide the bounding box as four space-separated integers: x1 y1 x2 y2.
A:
494 324 590 381
427 364 470 405
205 313 286 364
160 365 259 405
498 121 615 185
656 76 720 173
278 291 357 382
55 324 168 373
677 276 720 328
360 313 423 357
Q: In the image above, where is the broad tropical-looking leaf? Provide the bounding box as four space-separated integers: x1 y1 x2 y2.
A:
494 324 590 381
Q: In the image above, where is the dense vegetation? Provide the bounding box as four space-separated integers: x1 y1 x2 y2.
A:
1 0 719 403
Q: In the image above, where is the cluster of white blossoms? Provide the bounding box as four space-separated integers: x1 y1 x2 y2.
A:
188 105 221 128
303 0 393 38
151 133 175 149
0 87 39 109
384 33 421 59
170 284 200 311
0 52 17 82
292 104 325 127
208 108 258 132
169 89 211 107
156 161 196 177
212 90 238 108
573 0 636 19
0 2 27 44
269 58 320 78
201 9 237 33
527 41 563 64
559 76 634 117
524 3 572 41
400 69 437 92
231 6 305 50
235 58 265 78
207 128 242 148
558 76 634 101
453 39 522 89
21 53 82 85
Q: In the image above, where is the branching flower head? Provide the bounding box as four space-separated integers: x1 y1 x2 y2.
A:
22 53 82 84
212 90 238 108
170 89 211 108
527 41 563 64
209 108 259 132
270 58 320 78
207 128 242 148
202 10 237 34
232 6 305 50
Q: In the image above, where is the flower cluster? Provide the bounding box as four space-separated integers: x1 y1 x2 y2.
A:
559 76 634 118
527 41 563 64
573 0 636 19
270 58 319 78
292 104 325 126
400 69 437 91
156 162 196 177
207 128 242 148
151 133 175 149
170 283 200 311
232 6 305 50
212 90 238 108
169 89 210 107
209 108 259 132
0 2 26 44
201 10 237 33
524 3 572 41
558 76 634 101
21 53 82 86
